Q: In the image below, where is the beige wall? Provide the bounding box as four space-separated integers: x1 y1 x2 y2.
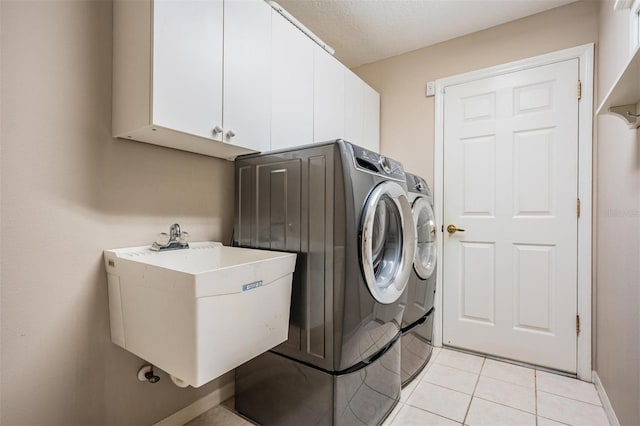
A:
595 2 640 425
1 1 235 424
353 0 599 187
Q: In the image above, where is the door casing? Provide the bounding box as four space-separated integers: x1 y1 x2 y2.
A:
433 43 594 381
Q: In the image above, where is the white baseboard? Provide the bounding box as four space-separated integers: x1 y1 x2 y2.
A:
592 371 620 426
154 379 235 426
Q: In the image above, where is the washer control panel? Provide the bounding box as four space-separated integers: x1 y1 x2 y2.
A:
351 145 405 180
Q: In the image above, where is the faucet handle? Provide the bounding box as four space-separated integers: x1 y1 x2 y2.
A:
179 231 190 245
156 232 170 246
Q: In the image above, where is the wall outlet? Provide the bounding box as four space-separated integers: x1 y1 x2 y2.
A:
426 81 436 97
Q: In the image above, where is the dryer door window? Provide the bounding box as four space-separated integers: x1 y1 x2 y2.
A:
360 181 416 304
412 196 437 279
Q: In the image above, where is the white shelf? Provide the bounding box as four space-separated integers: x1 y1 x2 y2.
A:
596 45 640 128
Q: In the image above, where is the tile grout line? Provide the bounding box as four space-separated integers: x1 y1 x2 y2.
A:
471 395 536 416
462 356 486 425
421 366 479 396
433 360 485 376
536 370 605 406
404 376 478 425
404 400 468 425
475 372 536 390
535 388 604 407
420 381 476 397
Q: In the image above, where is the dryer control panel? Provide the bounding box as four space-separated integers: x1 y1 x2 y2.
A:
406 173 432 197
351 145 405 181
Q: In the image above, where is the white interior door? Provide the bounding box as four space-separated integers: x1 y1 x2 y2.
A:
442 59 579 373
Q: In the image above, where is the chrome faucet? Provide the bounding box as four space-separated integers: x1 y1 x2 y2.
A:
170 223 181 242
151 223 190 251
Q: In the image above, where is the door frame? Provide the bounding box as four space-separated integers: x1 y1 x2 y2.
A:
433 44 594 380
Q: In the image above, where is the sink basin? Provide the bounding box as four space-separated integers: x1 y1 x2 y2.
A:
104 242 296 387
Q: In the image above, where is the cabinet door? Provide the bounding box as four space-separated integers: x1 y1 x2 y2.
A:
271 11 314 150
313 45 345 143
224 0 272 152
362 84 380 153
344 71 364 147
152 0 223 140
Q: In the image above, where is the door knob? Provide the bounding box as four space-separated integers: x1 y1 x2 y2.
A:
447 224 465 234
226 129 236 138
212 125 223 135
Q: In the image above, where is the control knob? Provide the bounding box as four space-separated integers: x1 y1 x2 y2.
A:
379 156 392 173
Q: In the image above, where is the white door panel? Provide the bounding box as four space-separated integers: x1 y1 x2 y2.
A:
223 0 271 151
362 84 381 153
344 73 381 153
314 45 345 142
344 71 364 146
271 10 314 150
153 0 223 140
443 59 579 373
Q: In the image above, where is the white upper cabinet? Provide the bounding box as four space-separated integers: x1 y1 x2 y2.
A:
344 71 364 146
362 83 381 153
113 0 270 159
344 71 380 153
313 45 345 143
271 10 314 150
152 0 223 141
223 0 272 151
113 0 379 159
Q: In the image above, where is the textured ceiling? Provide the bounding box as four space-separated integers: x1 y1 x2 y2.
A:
275 0 577 68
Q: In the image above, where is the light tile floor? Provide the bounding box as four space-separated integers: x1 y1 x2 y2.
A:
186 348 610 426
386 348 610 426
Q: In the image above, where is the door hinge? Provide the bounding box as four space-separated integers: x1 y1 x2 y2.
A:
576 314 581 335
577 80 582 100
577 198 581 218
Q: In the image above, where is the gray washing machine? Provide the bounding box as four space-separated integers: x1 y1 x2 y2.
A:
233 140 416 425
400 173 437 386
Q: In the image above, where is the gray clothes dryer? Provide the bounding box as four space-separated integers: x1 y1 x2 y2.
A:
233 140 416 426
400 173 437 386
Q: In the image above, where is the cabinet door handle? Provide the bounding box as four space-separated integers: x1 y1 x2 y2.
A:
212 125 223 135
226 129 236 138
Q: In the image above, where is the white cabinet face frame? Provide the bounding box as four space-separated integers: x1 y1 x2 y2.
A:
434 44 594 381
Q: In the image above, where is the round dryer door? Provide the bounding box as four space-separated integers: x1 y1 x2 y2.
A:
360 181 416 304
412 197 437 279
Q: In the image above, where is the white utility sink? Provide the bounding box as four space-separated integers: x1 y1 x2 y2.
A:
104 242 296 388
